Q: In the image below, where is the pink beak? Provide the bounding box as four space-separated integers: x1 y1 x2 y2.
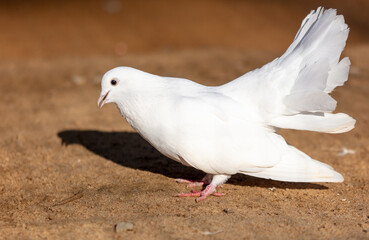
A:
97 90 110 108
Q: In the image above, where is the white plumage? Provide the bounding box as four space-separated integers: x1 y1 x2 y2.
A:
98 7 355 201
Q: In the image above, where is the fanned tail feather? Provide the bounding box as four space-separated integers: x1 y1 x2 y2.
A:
272 7 355 133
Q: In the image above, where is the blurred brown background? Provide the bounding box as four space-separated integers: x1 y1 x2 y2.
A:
1 0 369 59
0 1 368 239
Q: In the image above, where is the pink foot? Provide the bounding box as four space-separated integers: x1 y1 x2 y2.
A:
175 178 205 188
175 174 212 188
176 184 224 202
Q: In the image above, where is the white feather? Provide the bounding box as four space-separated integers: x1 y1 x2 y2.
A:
244 146 344 182
270 112 355 133
325 57 350 93
283 90 337 113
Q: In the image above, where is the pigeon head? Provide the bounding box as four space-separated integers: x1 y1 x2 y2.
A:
97 67 155 108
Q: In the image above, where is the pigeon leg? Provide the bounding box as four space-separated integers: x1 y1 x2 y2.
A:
176 174 230 202
175 174 213 188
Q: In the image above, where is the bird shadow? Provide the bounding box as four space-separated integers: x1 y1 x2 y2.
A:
57 130 327 190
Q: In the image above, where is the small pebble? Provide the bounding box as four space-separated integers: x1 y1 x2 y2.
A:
268 187 276 192
337 147 355 156
223 208 233 213
115 222 134 232
201 230 222 235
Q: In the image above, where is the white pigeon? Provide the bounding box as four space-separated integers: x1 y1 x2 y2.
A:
98 7 355 201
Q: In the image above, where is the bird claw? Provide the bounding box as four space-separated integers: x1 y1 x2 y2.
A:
176 190 202 197
175 178 191 184
175 178 205 188
176 184 224 202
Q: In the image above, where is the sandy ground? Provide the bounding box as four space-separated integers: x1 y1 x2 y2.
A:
0 1 368 239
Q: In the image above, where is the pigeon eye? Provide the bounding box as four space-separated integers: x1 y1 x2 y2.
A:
111 79 117 86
